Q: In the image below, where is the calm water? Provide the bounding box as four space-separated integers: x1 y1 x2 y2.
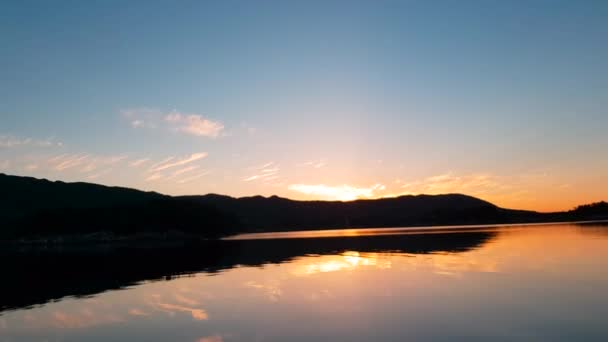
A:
2 222 608 341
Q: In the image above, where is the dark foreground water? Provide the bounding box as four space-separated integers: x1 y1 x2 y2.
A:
2 222 608 341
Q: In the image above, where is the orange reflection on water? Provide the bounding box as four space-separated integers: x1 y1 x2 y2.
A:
292 251 392 276
2 222 608 341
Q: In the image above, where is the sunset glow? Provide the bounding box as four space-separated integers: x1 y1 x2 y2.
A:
1 2 606 212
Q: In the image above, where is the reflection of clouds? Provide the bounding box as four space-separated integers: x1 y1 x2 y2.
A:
51 310 124 329
308 289 334 302
351 251 500 278
426 253 498 277
128 308 149 316
292 251 392 276
289 250 495 278
174 293 201 306
244 281 283 302
197 335 223 342
156 303 208 320
141 290 210 320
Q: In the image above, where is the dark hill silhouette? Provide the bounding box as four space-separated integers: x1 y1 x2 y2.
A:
0 173 238 239
1 173 606 239
184 193 541 232
570 201 608 219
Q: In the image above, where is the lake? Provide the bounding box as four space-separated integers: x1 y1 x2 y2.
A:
2 221 608 341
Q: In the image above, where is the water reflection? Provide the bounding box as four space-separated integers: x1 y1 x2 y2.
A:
0 229 495 313
2 222 608 341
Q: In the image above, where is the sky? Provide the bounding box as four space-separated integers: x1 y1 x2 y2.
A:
1 0 607 212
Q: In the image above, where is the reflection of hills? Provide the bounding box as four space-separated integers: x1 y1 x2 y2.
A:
0 230 495 314
575 221 608 236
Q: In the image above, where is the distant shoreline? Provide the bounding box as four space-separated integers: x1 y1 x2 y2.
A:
3 220 607 248
2 173 607 243
226 219 608 240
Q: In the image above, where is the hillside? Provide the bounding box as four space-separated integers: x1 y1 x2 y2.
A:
1 173 606 240
183 193 544 233
0 173 237 239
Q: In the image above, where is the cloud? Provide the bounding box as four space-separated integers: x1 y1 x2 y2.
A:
243 162 280 182
145 173 163 182
122 108 224 138
288 183 386 201
169 165 199 178
298 159 327 168
149 153 207 172
243 168 279 182
130 158 150 167
148 157 175 170
398 172 506 196
165 112 224 138
87 169 113 180
121 108 160 129
0 135 63 148
131 120 145 128
177 171 210 184
249 161 274 170
50 154 128 173
54 154 90 171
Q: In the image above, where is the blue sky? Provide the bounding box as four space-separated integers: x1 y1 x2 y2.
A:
1 0 607 211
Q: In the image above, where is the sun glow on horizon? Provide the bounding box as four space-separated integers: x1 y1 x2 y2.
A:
287 183 386 201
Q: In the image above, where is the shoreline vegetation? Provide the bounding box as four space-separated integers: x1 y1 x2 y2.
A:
1 173 607 244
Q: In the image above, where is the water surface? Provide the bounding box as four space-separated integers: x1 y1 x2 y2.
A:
2 222 608 341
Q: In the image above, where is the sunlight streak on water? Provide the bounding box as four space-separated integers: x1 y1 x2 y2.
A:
2 222 608 341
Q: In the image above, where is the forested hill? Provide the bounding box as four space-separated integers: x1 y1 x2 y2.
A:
0 173 237 239
1 173 606 240
183 193 540 233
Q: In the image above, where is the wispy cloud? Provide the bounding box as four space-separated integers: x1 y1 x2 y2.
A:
0 134 63 148
177 171 210 184
288 183 386 201
398 172 506 196
50 154 128 173
250 161 275 170
129 158 150 168
54 154 90 171
170 165 199 177
87 168 113 180
149 153 207 172
43 154 128 182
121 108 160 129
243 162 280 182
145 172 163 182
298 159 327 168
148 157 175 171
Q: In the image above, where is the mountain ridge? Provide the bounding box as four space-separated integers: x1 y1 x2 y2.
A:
1 173 606 239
